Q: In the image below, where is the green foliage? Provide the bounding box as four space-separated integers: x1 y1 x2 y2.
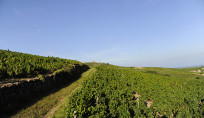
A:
65 65 204 117
85 62 112 68
38 74 45 82
196 76 200 79
0 49 82 79
145 70 158 74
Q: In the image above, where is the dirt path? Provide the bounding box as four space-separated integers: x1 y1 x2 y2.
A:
44 97 65 118
11 68 96 118
44 68 96 118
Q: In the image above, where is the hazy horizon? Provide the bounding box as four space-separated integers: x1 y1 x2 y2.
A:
0 0 204 68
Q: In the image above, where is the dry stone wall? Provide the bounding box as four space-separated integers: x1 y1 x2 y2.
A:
0 64 89 107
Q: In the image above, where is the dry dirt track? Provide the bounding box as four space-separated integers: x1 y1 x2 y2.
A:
11 68 95 118
44 68 96 118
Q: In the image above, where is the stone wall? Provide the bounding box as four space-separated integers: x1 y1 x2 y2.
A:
0 64 89 108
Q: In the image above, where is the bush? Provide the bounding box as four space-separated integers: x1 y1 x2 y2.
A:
196 77 200 79
38 74 45 82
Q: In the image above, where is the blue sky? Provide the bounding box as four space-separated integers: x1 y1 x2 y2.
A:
0 0 204 67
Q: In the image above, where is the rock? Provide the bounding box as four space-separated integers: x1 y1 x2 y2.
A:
190 70 197 72
134 92 140 102
144 99 153 108
134 66 143 69
197 70 202 73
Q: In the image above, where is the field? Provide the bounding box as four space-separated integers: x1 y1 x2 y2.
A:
0 50 203 118
56 64 204 118
0 50 81 79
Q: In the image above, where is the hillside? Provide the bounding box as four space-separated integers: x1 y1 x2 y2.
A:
53 64 204 117
0 49 82 79
0 50 89 117
0 51 203 117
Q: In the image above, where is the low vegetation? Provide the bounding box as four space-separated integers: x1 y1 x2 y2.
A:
1 50 203 117
0 49 81 79
64 65 204 117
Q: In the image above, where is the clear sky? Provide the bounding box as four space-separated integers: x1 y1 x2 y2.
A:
0 0 204 67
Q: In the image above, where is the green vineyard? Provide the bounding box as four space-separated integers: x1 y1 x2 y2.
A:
0 50 81 79
0 50 203 118
65 65 204 117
